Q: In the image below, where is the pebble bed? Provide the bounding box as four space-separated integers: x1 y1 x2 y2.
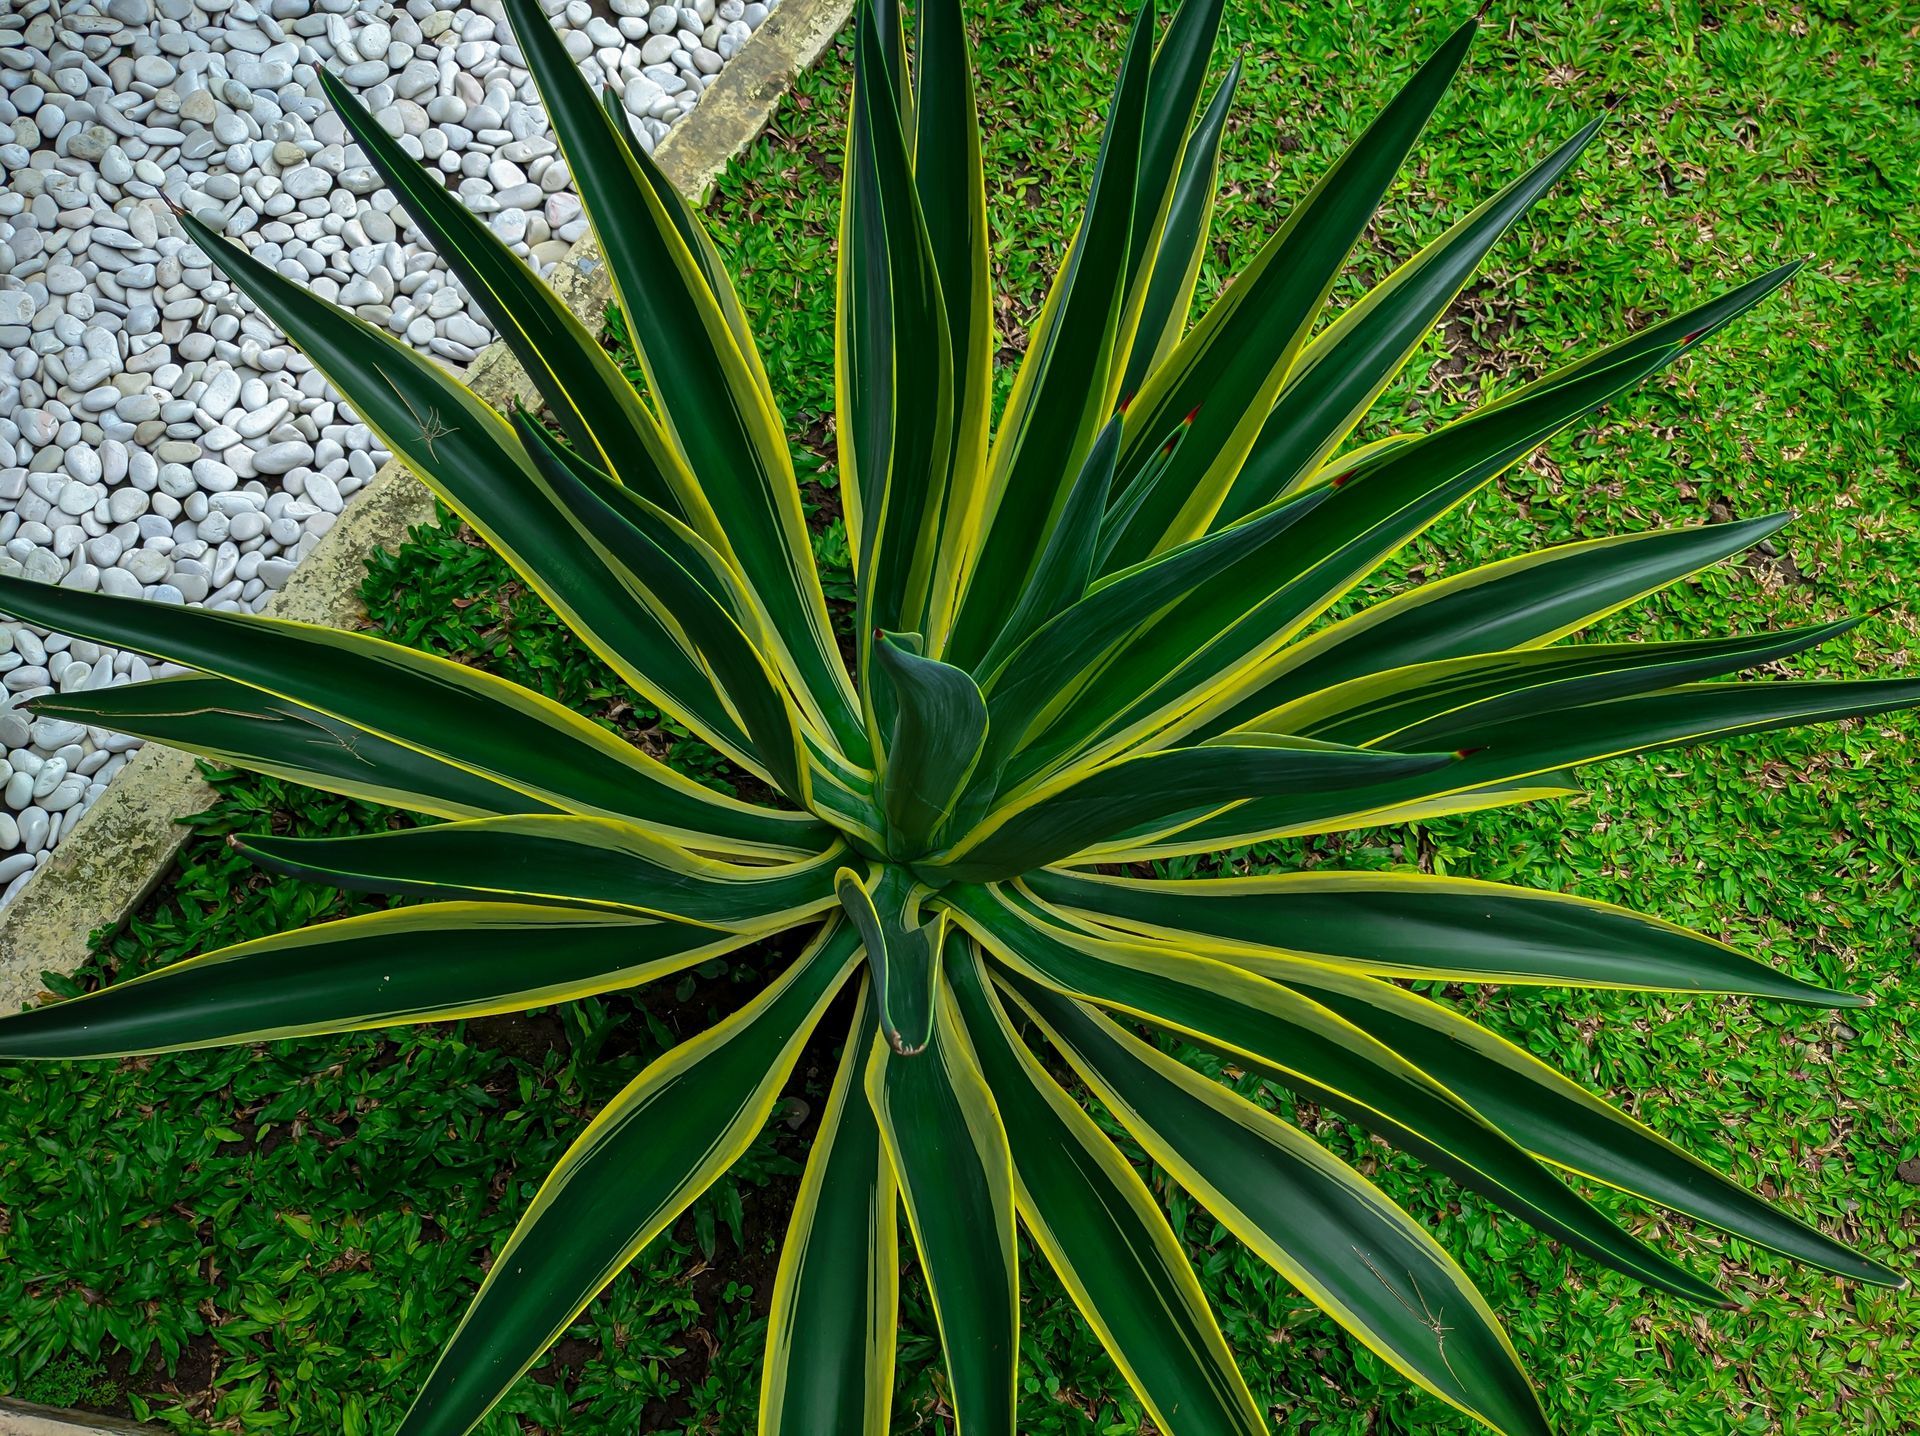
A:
0 0 777 905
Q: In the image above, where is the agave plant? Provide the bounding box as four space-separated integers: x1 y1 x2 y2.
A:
0 0 1909 1430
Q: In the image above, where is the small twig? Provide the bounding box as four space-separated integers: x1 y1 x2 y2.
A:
1354 1246 1460 1385
375 362 458 459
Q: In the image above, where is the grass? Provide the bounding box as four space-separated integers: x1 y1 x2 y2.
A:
3 0 1919 1430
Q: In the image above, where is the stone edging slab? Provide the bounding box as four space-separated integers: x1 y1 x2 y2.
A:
0 0 852 1014
0 1397 157 1436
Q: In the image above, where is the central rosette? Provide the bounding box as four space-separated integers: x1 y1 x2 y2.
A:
827 628 992 1055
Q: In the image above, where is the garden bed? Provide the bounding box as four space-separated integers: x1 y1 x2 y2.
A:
2 1 1917 1432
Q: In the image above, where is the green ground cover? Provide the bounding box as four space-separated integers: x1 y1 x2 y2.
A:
2 0 1917 1430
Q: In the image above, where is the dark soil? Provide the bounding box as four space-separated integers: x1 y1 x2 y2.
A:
87 1331 220 1422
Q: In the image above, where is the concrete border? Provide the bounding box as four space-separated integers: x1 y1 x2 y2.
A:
0 0 854 1013
0 1398 157 1436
